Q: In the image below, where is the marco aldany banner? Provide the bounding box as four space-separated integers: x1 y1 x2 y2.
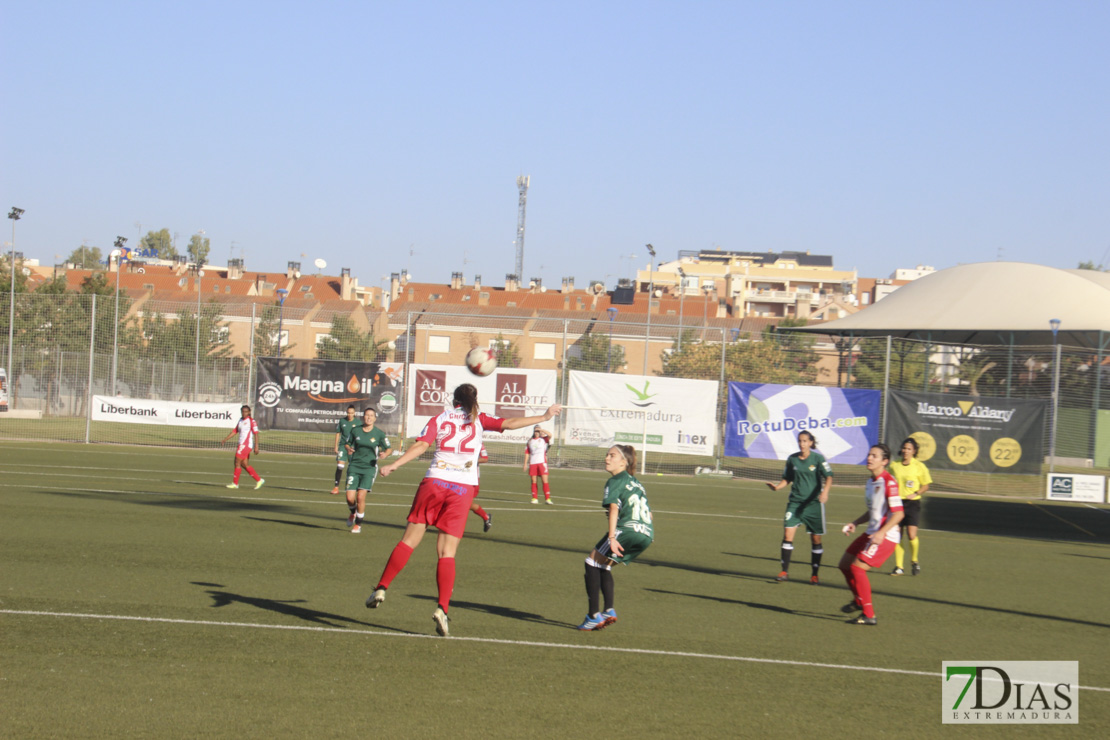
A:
405 364 558 444
725 382 880 464
255 358 405 435
91 396 241 427
565 371 718 455
886 390 1046 474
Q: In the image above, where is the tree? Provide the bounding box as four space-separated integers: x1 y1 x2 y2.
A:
566 330 626 373
140 229 178 260
490 333 521 368
252 302 295 358
64 245 104 270
187 233 210 266
316 315 388 361
661 332 824 385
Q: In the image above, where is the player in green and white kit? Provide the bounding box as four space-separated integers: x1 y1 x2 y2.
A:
577 444 654 631
331 405 359 495
766 430 833 584
344 408 392 534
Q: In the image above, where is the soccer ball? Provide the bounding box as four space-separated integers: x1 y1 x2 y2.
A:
465 347 498 377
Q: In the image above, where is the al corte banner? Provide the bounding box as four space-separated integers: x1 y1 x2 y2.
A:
91 396 241 427
255 358 405 434
564 371 718 455
725 382 880 464
405 364 557 443
886 390 1046 474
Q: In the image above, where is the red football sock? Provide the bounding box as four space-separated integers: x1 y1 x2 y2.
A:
436 557 456 613
244 465 260 481
233 468 242 484
377 542 414 590
542 483 550 496
851 565 874 617
472 504 488 520
530 482 537 496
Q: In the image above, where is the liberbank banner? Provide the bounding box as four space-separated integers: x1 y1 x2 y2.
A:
406 364 557 444
725 382 880 464
255 358 405 434
91 396 241 427
886 390 1046 474
565 371 718 455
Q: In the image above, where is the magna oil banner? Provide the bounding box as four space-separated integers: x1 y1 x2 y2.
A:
405 364 557 444
886 390 1046 474
255 358 405 434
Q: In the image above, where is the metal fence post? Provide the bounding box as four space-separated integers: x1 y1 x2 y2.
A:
84 295 96 444
247 303 256 402
717 326 726 471
881 335 891 440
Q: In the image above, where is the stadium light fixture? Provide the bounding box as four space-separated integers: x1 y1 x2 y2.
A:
7 207 24 389
111 237 127 395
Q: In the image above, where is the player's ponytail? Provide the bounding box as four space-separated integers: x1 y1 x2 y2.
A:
453 383 479 423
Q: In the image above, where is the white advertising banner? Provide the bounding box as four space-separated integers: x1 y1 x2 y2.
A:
91 396 241 428
1046 473 1107 503
405 365 558 444
565 371 718 455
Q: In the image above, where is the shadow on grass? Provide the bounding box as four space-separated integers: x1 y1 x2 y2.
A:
190 581 414 633
647 587 844 622
923 497 1110 543
406 593 571 628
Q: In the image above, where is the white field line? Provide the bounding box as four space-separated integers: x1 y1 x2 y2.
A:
4 608 1105 692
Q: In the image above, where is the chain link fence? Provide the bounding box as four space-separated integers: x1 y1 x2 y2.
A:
2 294 1107 497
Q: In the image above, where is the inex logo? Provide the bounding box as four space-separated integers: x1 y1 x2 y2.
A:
258 382 282 408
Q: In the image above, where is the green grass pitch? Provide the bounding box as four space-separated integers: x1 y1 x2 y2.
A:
2 441 1108 738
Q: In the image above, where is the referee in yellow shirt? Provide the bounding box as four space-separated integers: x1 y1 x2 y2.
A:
889 437 931 575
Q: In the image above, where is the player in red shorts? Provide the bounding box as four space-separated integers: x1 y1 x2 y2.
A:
220 405 264 490
365 383 560 636
838 443 903 625
469 445 493 532
524 426 553 504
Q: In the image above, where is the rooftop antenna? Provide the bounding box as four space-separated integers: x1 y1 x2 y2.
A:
515 175 530 281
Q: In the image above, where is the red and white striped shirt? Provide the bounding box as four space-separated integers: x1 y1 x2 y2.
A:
865 470 903 543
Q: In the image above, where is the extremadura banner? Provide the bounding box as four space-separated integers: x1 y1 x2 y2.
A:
885 390 1046 474
255 358 405 435
725 382 880 464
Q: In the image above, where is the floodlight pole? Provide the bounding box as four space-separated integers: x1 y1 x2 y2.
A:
276 289 289 358
607 306 618 372
111 237 126 395
677 267 685 351
7 207 24 389
643 244 655 376
1048 318 1061 473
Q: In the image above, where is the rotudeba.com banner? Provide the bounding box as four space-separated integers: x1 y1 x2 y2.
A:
565 371 719 455
725 382 880 464
91 396 241 427
255 358 405 435
405 364 557 444
886 390 1046 474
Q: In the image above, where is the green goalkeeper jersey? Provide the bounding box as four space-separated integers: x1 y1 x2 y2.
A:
602 470 654 540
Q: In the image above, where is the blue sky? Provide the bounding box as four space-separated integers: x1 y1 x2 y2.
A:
3 1 1108 288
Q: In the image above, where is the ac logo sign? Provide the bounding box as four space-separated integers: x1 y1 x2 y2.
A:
942 661 1077 724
